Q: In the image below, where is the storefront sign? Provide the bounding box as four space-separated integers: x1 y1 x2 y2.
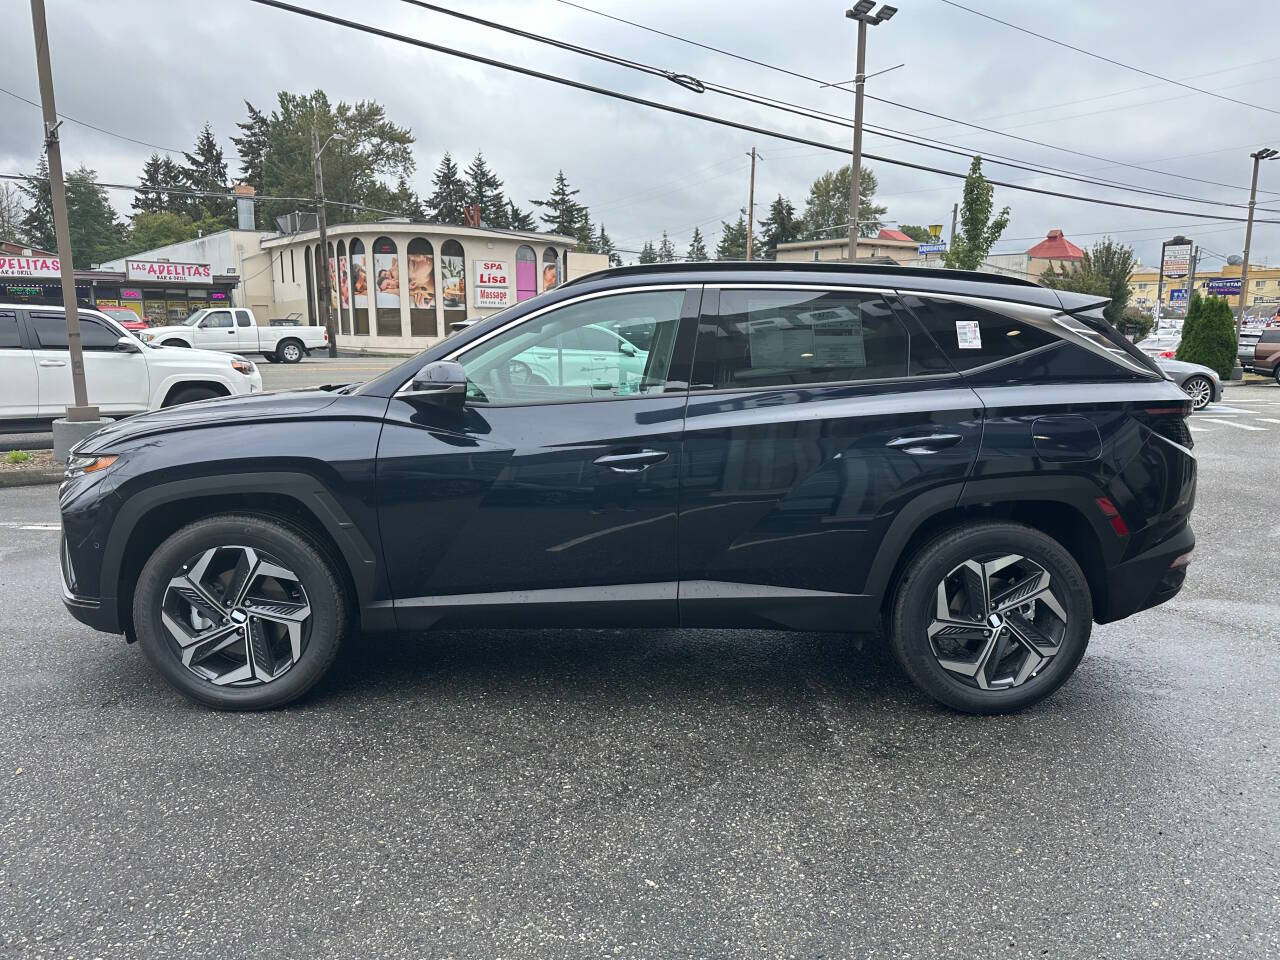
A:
0 255 60 279
1161 243 1192 279
1169 288 1188 301
917 242 947 255
125 259 212 283
472 259 511 308
1205 278 1241 295
210 291 228 300
121 288 142 299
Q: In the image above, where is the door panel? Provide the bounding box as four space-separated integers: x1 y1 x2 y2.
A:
27 311 150 416
676 287 982 630
194 309 236 350
0 310 38 419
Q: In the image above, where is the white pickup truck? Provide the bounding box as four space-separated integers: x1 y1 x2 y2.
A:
138 307 328 363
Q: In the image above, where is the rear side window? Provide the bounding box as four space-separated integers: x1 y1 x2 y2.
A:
0 311 18 348
1261 330 1280 344
235 310 252 327
693 289 909 389
29 313 120 351
901 295 1058 370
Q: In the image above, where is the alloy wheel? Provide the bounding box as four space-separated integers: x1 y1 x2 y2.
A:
281 343 301 362
926 554 1068 691
161 545 312 686
1183 376 1212 411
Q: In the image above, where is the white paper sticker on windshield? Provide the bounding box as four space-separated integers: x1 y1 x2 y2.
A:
956 320 982 349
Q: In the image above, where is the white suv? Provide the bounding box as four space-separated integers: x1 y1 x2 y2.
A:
0 304 262 427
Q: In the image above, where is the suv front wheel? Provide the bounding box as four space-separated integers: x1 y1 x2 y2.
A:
132 514 347 710
889 522 1092 714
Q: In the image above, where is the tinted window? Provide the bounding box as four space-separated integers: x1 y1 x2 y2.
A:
458 289 684 406
693 290 908 389
901 295 1058 371
0 311 18 349
30 313 120 351
235 310 252 327
1261 330 1280 344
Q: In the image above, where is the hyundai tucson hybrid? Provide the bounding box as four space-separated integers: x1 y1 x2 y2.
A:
59 263 1196 714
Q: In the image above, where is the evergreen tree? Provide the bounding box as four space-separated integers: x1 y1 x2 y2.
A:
1175 294 1236 377
596 223 621 267
715 210 757 260
574 207 596 252
532 170 585 237
657 230 677 262
464 151 507 227
801 165 886 240
506 199 537 231
18 156 55 251
230 101 270 224
943 157 1010 271
134 154 169 214
382 175 426 220
61 165 126 267
427 152 467 224
126 211 198 252
159 157 185 214
181 123 233 226
637 241 658 264
757 194 802 259
686 226 708 261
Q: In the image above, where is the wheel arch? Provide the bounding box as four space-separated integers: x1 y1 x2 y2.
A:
160 380 231 407
106 472 384 640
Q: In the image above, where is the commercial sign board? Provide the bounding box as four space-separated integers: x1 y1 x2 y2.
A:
125 259 212 284
1169 288 1188 301
1205 277 1241 295
472 259 512 308
0 255 60 279
917 242 947 255
1161 242 1192 278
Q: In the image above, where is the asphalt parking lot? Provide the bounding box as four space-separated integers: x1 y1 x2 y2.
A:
1 382 1277 959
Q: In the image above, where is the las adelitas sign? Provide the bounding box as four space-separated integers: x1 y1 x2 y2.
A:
126 259 212 283
0 255 61 278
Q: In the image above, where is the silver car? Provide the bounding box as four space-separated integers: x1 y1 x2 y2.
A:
1156 358 1221 411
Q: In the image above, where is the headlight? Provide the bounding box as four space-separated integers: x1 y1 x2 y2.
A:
64 454 118 479
231 358 256 375
140 332 155 342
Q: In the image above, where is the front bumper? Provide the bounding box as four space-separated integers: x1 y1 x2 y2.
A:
1095 523 1195 623
60 531 122 633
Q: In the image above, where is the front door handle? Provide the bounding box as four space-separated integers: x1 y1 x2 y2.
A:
39 359 67 367
594 448 669 473
886 433 964 455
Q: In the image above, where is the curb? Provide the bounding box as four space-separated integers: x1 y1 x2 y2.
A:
0 471 62 489
1 435 54 452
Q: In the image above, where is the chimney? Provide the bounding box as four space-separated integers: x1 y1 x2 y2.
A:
234 183 256 231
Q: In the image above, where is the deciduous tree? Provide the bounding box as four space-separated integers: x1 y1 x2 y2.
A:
801 165 886 240
942 157 1010 271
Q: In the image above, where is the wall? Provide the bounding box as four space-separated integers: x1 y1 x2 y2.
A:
100 229 274 311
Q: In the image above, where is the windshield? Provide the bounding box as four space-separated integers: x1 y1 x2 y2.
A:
182 309 210 326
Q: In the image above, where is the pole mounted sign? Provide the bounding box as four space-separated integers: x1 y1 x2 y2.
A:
472 259 512 308
125 259 212 283
1169 288 1188 302
917 242 947 255
1161 242 1192 278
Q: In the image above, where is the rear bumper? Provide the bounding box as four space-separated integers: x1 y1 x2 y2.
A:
1095 524 1195 623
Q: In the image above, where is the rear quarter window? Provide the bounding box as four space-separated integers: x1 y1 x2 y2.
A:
899 295 1058 370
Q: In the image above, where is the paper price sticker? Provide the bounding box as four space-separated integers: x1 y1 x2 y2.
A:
956 320 982 349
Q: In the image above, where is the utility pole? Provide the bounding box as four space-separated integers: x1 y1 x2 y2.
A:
950 202 958 251
1186 245 1198 315
29 0 96 431
844 2 896 261
1155 238 1168 325
1236 148 1277 374
745 146 762 261
312 124 339 358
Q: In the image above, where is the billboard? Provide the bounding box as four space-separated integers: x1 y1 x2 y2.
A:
1161 243 1192 279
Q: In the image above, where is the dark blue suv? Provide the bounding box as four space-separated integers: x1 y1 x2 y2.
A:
60 263 1196 713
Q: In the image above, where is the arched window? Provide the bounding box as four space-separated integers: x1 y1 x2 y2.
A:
407 238 437 337
336 239 350 335
372 236 401 338
516 245 537 302
303 247 315 325
440 239 467 331
349 238 369 335
542 246 560 291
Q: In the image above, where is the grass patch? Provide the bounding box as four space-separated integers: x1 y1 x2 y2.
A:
5 450 32 465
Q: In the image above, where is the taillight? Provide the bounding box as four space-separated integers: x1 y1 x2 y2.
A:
1094 496 1130 537
1134 402 1194 449
1160 350 1176 358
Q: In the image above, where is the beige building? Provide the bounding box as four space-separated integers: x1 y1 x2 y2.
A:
775 228 922 264
1129 263 1280 318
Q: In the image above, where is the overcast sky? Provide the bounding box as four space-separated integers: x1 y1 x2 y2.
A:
3 0 1279 272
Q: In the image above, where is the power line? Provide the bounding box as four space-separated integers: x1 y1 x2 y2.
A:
937 0 1280 118
395 0 1274 211
0 83 186 155
241 0 1280 227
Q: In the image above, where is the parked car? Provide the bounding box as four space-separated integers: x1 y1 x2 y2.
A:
0 304 261 427
97 306 149 333
1137 333 1180 359
1253 327 1280 383
137 306 327 363
1156 358 1220 410
59 263 1196 715
1238 330 1261 371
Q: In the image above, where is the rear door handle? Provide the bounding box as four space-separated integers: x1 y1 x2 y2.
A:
886 433 964 454
38 359 67 367
594 448 669 473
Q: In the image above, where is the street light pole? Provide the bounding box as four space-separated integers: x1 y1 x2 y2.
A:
1235 147 1277 371
29 0 95 425
312 126 345 358
844 2 896 261
745 146 762 261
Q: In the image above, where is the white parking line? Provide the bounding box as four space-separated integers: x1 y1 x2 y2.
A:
1199 418 1266 431
1256 418 1280 425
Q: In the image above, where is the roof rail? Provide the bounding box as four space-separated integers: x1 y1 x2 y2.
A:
561 260 1040 289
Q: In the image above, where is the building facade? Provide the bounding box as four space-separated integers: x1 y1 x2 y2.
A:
1129 263 1280 318
775 230 921 264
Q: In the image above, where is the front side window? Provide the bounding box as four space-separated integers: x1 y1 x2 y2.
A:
692 289 910 390
202 310 233 329
456 289 685 406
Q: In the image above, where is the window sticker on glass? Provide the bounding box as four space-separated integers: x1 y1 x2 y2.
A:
802 305 866 367
956 319 982 349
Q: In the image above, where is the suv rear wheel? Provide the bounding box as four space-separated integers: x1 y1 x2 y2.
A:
132 514 347 710
889 521 1092 714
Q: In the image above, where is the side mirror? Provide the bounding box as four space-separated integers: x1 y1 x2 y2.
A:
115 336 141 353
403 359 467 407
619 342 636 357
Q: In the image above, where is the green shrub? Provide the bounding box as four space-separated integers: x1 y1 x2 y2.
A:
1175 294 1236 376
5 450 32 465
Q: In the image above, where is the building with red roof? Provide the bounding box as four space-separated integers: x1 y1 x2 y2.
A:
1026 229 1085 276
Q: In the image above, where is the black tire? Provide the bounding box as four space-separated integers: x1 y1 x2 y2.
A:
1182 375 1214 411
263 353 281 363
276 339 304 363
162 339 190 348
1274 366 1280 386
131 514 348 710
888 521 1092 715
162 385 222 407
